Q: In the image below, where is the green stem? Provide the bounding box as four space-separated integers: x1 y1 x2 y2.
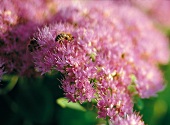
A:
106 116 110 125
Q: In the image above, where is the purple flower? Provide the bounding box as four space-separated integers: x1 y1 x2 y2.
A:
0 0 18 34
131 0 170 26
0 0 62 77
113 113 145 125
29 0 169 123
0 22 40 76
0 0 168 124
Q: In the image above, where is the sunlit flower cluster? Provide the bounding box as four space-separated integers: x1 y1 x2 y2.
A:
28 1 169 124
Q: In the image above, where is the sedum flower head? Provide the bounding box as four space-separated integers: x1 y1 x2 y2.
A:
28 0 169 124
0 0 61 77
113 113 145 125
0 22 39 76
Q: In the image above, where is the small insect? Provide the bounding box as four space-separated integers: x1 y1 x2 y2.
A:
55 33 74 42
28 39 40 52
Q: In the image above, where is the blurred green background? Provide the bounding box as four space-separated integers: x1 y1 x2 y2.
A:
0 63 170 125
0 72 100 125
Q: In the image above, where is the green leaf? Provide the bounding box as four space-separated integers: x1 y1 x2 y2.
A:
134 96 144 110
56 98 86 111
0 75 18 95
15 78 54 124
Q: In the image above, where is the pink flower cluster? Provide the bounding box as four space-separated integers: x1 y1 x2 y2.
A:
131 0 170 26
29 1 169 124
0 0 60 77
0 0 169 124
113 113 145 125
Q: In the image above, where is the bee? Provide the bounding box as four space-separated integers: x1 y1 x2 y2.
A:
55 33 74 42
28 39 40 52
